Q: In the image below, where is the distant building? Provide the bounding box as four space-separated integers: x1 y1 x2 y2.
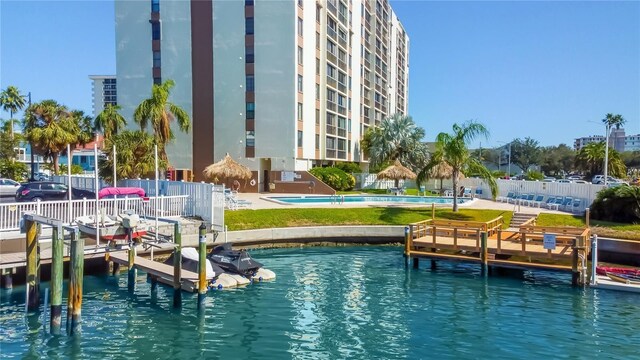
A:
574 127 631 152
89 75 117 118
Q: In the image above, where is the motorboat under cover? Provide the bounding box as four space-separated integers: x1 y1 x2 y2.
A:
98 187 146 199
164 247 224 279
207 243 263 278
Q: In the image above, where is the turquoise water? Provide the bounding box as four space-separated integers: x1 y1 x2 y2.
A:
268 195 470 205
1 246 639 359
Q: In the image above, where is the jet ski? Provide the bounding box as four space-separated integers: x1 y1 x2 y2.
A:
207 243 263 278
164 247 225 280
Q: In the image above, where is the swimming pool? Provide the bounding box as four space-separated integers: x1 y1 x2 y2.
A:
266 195 472 205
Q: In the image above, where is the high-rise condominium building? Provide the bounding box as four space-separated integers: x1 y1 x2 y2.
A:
89 75 117 118
115 0 409 182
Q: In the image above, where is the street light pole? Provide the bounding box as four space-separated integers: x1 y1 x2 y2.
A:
604 122 610 187
508 142 512 177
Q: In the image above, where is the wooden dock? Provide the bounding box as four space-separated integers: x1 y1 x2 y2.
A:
405 217 590 284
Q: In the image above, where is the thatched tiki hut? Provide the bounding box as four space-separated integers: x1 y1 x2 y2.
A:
426 161 456 195
377 159 417 188
202 153 252 191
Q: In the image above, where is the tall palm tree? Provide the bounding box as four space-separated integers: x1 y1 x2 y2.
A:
23 100 79 174
602 113 625 130
0 85 27 138
361 113 429 171
134 79 190 162
94 104 127 141
417 121 498 212
99 130 167 182
575 141 626 178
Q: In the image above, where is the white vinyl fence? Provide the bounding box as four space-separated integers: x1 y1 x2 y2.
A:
0 195 189 232
354 173 417 190
51 175 110 192
119 179 225 231
460 178 606 212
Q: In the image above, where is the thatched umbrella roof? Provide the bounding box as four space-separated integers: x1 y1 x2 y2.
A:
427 161 454 180
377 159 417 181
202 153 252 183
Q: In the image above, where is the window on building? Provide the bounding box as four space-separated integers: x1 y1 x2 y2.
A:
246 17 254 35
246 102 255 119
315 134 320 149
246 75 255 92
327 64 336 79
151 0 159 12
245 0 254 5
327 40 336 55
316 109 320 124
298 131 303 147
298 75 303 93
246 131 255 147
315 84 320 99
298 18 303 37
152 22 161 40
298 46 303 65
327 89 336 103
316 32 320 49
153 77 162 85
297 103 303 121
316 58 320 75
316 5 321 22
153 51 161 67
245 46 254 63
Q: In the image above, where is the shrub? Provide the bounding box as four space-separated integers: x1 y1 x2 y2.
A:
309 167 356 191
590 185 640 223
334 161 361 174
525 170 544 181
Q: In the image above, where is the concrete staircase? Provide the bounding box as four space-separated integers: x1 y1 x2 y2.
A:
508 213 538 230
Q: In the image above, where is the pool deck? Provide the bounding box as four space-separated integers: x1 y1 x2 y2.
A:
234 193 567 215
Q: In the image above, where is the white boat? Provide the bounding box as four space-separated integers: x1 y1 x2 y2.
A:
76 212 148 241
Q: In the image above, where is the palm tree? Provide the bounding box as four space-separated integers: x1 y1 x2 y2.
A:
94 104 127 141
99 130 167 182
361 113 429 171
23 100 79 174
134 79 190 162
0 86 27 138
575 142 626 178
602 113 625 130
417 121 498 212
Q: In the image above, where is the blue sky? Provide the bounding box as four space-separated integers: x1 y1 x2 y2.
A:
1 0 639 149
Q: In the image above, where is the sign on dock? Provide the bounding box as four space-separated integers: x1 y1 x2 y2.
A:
543 234 557 250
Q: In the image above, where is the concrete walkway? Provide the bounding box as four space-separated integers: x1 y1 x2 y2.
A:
232 192 569 215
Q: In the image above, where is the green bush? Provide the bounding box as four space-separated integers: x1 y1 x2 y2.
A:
525 170 544 181
334 162 361 174
591 185 640 223
0 159 28 181
309 167 356 191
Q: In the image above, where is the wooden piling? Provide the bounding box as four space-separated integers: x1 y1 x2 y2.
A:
197 223 207 308
403 226 410 259
585 208 590 228
50 225 63 335
25 218 39 311
67 228 84 335
128 229 136 292
412 257 419 269
480 231 488 275
1 268 14 289
571 238 579 286
173 222 182 308
431 203 435 220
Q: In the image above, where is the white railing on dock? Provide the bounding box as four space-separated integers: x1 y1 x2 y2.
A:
0 195 189 232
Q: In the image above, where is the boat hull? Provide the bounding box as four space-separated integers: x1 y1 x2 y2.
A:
77 222 147 241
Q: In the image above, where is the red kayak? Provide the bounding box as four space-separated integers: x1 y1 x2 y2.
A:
596 266 640 276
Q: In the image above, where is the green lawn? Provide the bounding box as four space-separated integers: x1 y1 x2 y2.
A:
225 207 638 241
225 208 511 231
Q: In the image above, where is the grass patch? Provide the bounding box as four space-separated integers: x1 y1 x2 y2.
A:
225 208 512 231
537 213 640 241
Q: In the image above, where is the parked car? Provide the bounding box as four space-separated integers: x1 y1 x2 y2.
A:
542 177 556 182
607 179 629 187
567 175 583 181
15 182 95 202
0 178 21 197
592 175 617 184
573 180 589 184
556 179 572 183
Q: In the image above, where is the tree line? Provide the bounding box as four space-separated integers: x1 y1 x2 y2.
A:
0 80 189 182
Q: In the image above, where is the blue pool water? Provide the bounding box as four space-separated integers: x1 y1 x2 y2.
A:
268 195 471 205
1 246 639 359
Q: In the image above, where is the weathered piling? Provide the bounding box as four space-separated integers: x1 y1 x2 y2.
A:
571 238 579 286
198 223 207 308
1 268 15 289
480 231 488 275
25 218 39 311
173 222 182 308
403 226 410 263
128 229 136 292
67 228 84 335
50 225 63 335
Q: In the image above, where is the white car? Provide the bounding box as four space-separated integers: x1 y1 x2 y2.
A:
0 178 21 197
567 175 582 181
556 179 572 184
542 178 556 182
574 180 588 184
